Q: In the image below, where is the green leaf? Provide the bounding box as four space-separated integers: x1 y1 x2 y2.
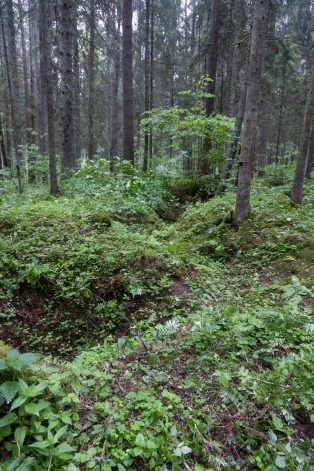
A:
15 458 39 471
133 447 143 456
8 360 24 372
7 350 19 360
18 379 29 395
19 353 42 365
0 382 19 403
72 381 89 394
170 424 177 437
29 439 51 449
53 425 67 443
25 401 50 416
0 425 12 437
180 446 192 455
56 443 74 453
272 416 283 430
135 433 145 446
28 381 48 397
60 411 72 425
15 426 27 449
275 453 286 469
55 452 74 461
146 440 157 449
117 338 126 350
10 396 27 411
268 429 277 443
4 457 21 471
0 413 18 428
0 359 8 370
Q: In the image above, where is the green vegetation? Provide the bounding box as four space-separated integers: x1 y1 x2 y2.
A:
0 164 314 470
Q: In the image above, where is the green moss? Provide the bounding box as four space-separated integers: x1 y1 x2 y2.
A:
89 212 112 227
0 340 11 358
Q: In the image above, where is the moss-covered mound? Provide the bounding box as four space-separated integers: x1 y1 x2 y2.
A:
173 184 314 273
0 197 178 356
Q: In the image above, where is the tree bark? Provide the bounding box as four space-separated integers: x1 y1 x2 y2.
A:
0 113 8 167
274 62 286 165
235 0 268 225
143 0 150 172
28 0 36 141
305 124 314 178
72 8 81 163
291 68 314 204
122 0 134 164
18 0 32 145
109 8 120 164
229 0 244 118
216 51 249 195
59 0 74 173
88 0 95 160
39 0 58 194
2 0 23 192
257 0 276 167
201 0 220 174
149 0 154 166
259 86 270 167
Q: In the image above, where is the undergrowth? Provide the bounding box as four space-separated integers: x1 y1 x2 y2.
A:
0 163 314 470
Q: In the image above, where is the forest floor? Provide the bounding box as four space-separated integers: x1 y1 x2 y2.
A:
0 164 314 470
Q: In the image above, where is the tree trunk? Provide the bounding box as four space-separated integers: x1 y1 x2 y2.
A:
28 0 36 141
122 0 134 164
18 0 32 145
149 0 154 166
274 62 286 165
88 0 95 160
2 0 23 192
235 0 268 225
229 0 244 117
39 0 58 194
0 113 8 167
201 0 220 174
258 97 270 167
216 52 249 195
305 124 314 178
143 0 150 172
109 9 120 164
59 0 74 173
72 9 81 164
257 0 276 168
291 68 314 204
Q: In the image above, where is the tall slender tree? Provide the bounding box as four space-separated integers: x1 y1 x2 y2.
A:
18 0 32 145
201 0 220 174
229 0 244 118
235 0 269 225
2 0 23 191
38 0 58 194
122 0 134 164
59 0 74 172
72 7 81 163
109 5 120 163
305 124 314 178
143 0 150 171
88 0 95 160
291 67 314 204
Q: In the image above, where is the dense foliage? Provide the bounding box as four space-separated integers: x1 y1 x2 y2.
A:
0 166 314 470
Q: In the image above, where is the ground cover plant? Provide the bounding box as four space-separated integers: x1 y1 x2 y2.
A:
0 164 314 470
